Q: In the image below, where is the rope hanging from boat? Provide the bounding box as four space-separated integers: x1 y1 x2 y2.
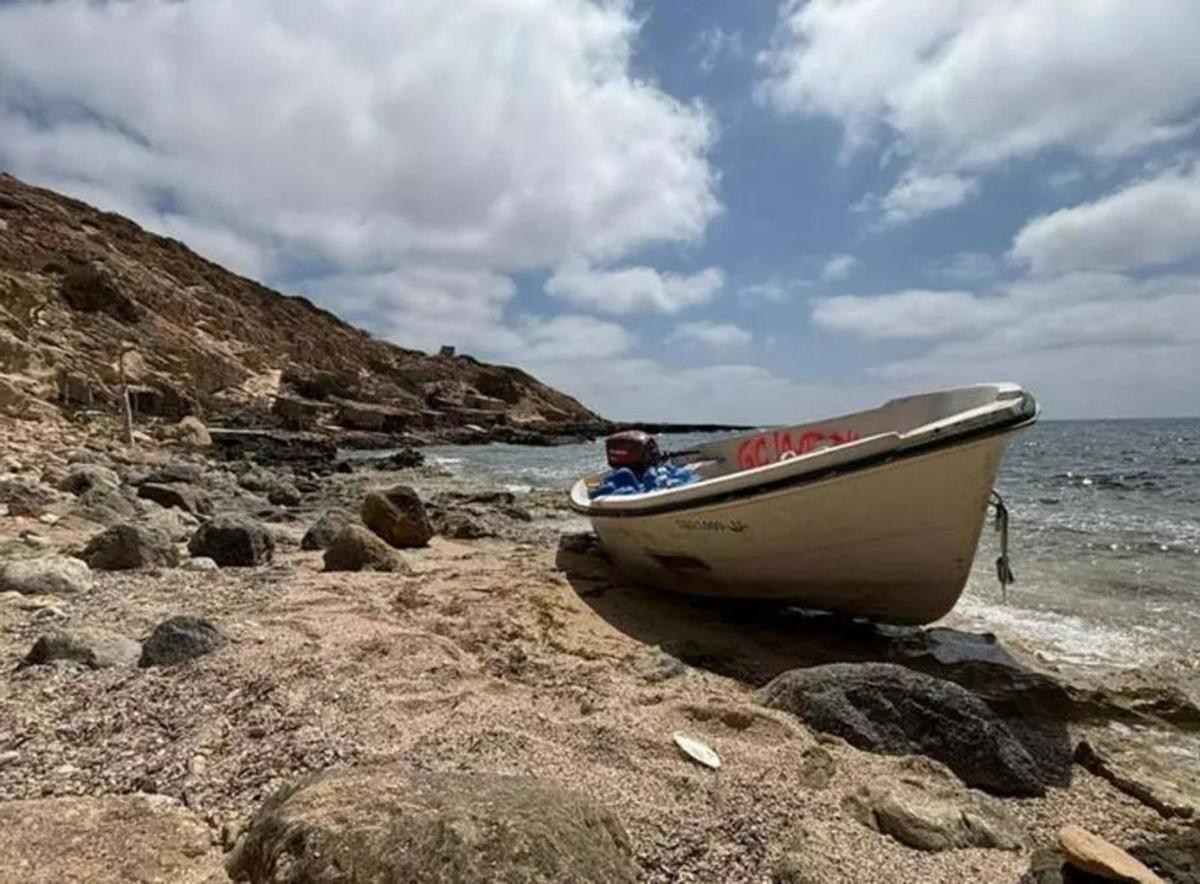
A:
990 489 1015 603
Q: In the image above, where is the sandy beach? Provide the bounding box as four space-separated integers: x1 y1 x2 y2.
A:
2 416 1197 883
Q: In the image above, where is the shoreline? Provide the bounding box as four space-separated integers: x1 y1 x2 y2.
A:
1 415 1197 882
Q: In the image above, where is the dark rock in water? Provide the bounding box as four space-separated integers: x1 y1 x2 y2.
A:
845 775 1024 852
300 508 358 550
57 463 120 495
140 462 203 485
187 516 274 567
323 525 407 572
226 766 635 883
757 663 1045 796
356 448 425 471
266 481 302 507
139 616 225 667
22 627 141 669
83 523 180 571
137 482 211 516
361 485 433 549
72 486 138 525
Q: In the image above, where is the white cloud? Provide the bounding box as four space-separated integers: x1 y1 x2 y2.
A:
692 27 743 75
545 262 725 315
738 277 804 304
928 252 1002 282
669 320 753 351
760 0 1200 172
513 315 634 362
0 0 718 277
856 172 979 227
820 253 857 281
300 267 520 355
812 272 1200 416
525 358 878 424
813 290 1003 340
1011 166 1200 275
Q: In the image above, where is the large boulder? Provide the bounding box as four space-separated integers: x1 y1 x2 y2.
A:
0 794 227 884
757 663 1045 796
82 523 180 571
138 482 211 516
22 627 141 669
361 485 433 549
227 766 634 883
57 463 121 496
0 556 92 595
188 516 274 567
323 525 408 573
845 775 1024 852
139 616 226 667
300 508 357 550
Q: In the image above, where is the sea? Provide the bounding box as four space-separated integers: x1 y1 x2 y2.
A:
420 419 1200 670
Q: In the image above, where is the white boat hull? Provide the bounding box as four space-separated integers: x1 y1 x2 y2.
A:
571 384 1038 625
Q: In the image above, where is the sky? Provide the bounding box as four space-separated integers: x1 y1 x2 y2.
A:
1 0 1199 422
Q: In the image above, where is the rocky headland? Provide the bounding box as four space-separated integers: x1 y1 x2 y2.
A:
2 176 1198 882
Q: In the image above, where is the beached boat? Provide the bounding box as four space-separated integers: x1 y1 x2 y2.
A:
569 383 1039 624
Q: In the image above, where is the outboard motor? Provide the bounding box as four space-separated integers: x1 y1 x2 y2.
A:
605 430 660 476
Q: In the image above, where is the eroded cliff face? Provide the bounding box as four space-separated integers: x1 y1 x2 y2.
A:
0 173 600 433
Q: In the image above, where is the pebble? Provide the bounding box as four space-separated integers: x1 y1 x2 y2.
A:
38 513 61 525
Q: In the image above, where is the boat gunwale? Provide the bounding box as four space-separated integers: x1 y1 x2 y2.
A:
571 407 1037 519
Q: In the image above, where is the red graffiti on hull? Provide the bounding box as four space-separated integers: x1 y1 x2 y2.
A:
736 428 861 469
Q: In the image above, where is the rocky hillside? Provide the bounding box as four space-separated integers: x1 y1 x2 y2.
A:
0 173 600 435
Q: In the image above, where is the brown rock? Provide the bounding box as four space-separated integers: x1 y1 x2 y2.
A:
361 484 433 548
0 793 227 883
226 766 634 883
846 775 1025 852
1076 729 1200 820
177 415 212 447
22 627 141 669
322 524 408 572
1057 825 1165 883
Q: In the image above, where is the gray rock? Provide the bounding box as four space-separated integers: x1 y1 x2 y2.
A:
57 463 120 496
323 524 407 573
1132 830 1200 884
237 468 274 493
66 449 113 467
187 516 274 567
137 482 211 516
144 507 199 543
140 462 203 485
757 663 1045 796
361 484 433 548
176 416 212 447
846 775 1025 851
1075 728 1200 820
72 486 137 525
227 766 635 883
300 508 357 550
267 481 301 507
0 556 92 595
0 476 61 517
22 627 141 669
182 556 219 572
139 616 225 667
82 523 180 571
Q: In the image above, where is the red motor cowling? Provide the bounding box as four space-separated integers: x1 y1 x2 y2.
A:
605 430 660 473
